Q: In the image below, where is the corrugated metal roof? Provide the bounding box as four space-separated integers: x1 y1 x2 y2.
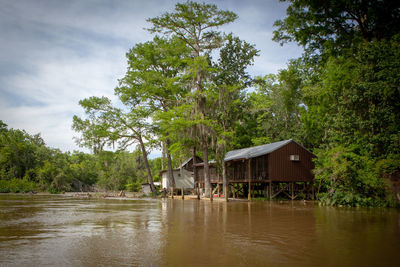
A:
224 140 292 161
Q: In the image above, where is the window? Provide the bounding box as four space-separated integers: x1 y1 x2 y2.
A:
290 155 299 161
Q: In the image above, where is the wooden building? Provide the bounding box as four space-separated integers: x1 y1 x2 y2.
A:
225 139 315 199
195 140 315 200
193 160 219 188
141 183 152 194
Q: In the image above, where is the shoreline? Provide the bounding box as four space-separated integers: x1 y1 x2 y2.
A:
0 192 316 204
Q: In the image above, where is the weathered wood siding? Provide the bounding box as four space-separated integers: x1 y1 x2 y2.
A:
268 141 314 182
226 155 269 182
183 156 203 171
195 165 219 184
251 154 269 180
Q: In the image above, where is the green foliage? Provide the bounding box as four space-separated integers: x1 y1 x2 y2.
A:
148 1 237 55
274 0 400 59
0 178 36 193
244 60 305 146
125 181 142 192
273 1 400 206
315 146 398 207
0 121 160 193
302 38 400 154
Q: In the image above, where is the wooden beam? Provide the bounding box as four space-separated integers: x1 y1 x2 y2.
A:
272 183 291 199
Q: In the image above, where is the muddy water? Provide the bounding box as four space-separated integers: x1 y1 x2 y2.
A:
0 195 399 267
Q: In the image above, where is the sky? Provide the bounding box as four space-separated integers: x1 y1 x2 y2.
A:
0 0 302 156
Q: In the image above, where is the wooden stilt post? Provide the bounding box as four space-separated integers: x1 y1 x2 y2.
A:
291 182 294 200
217 184 220 197
269 180 272 200
264 183 268 199
311 182 315 200
248 182 251 201
232 184 236 199
181 187 184 199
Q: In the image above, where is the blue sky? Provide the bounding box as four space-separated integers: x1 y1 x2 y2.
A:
0 0 302 155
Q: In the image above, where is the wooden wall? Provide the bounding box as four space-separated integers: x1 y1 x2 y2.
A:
225 141 314 183
268 141 314 182
195 165 219 184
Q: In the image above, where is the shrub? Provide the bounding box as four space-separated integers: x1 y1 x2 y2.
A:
0 178 37 193
125 181 141 192
314 146 393 207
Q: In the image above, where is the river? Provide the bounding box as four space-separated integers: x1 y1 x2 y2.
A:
0 195 399 266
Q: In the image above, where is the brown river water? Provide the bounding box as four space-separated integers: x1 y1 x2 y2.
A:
0 195 399 267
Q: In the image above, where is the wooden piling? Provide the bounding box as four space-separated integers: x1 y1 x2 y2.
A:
269 180 272 200
291 182 294 200
264 184 268 198
311 182 315 200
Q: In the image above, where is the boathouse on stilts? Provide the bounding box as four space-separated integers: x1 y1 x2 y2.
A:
194 140 315 200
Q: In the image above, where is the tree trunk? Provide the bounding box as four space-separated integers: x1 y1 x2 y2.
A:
193 147 200 200
161 141 166 170
138 135 157 197
165 138 175 197
179 157 184 196
203 143 211 198
223 157 228 202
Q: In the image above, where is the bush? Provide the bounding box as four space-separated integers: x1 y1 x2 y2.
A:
125 181 142 192
0 178 37 193
314 146 395 207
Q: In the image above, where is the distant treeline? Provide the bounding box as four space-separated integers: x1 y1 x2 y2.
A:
0 121 161 193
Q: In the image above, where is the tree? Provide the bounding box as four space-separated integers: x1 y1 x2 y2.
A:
148 1 237 198
302 38 400 155
247 60 305 146
272 0 400 206
274 0 400 58
116 36 191 195
72 96 157 197
211 35 258 200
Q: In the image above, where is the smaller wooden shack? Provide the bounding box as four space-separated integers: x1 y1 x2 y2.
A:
194 160 219 187
141 183 152 194
160 156 203 191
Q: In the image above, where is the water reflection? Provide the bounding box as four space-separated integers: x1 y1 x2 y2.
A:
0 195 399 266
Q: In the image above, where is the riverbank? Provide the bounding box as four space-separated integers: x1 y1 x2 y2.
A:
1 191 150 199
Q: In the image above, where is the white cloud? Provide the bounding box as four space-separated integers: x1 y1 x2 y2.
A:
0 0 302 155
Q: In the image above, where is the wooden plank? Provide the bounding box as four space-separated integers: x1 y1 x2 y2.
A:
228 179 271 183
